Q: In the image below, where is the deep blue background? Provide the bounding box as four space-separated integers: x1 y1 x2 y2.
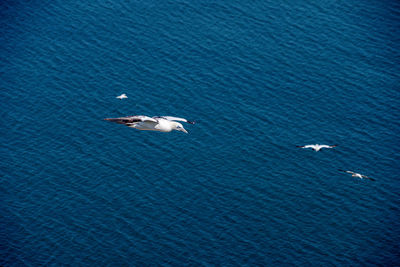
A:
1 0 399 265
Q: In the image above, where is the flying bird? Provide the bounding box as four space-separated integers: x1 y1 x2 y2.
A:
296 144 338 152
104 115 195 133
116 94 128 99
338 169 375 181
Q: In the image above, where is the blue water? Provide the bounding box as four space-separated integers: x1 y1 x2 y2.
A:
1 1 399 266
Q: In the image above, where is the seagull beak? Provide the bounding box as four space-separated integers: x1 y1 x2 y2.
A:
180 128 188 134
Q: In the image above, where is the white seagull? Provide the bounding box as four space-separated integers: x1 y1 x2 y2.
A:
116 94 128 99
338 169 375 181
296 144 338 152
104 115 195 133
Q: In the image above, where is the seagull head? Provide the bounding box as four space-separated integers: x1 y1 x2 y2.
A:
173 122 188 133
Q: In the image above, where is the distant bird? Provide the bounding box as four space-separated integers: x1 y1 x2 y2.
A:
104 115 195 133
296 144 338 152
338 169 375 181
116 94 128 99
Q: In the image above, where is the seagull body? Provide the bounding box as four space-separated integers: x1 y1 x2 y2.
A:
296 144 338 152
116 94 128 99
104 115 195 133
338 169 375 181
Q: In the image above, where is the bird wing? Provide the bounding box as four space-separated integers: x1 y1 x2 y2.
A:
338 169 355 174
302 145 314 148
104 115 158 125
156 116 195 124
320 145 337 148
362 175 375 181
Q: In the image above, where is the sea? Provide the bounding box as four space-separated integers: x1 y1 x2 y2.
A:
1 0 399 266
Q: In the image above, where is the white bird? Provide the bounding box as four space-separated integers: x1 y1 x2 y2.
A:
338 169 375 181
296 144 338 152
104 115 195 133
116 94 128 99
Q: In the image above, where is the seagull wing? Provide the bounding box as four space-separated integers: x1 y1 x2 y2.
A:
156 116 195 124
362 175 375 181
338 169 355 174
104 115 158 125
320 145 337 149
302 145 315 149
